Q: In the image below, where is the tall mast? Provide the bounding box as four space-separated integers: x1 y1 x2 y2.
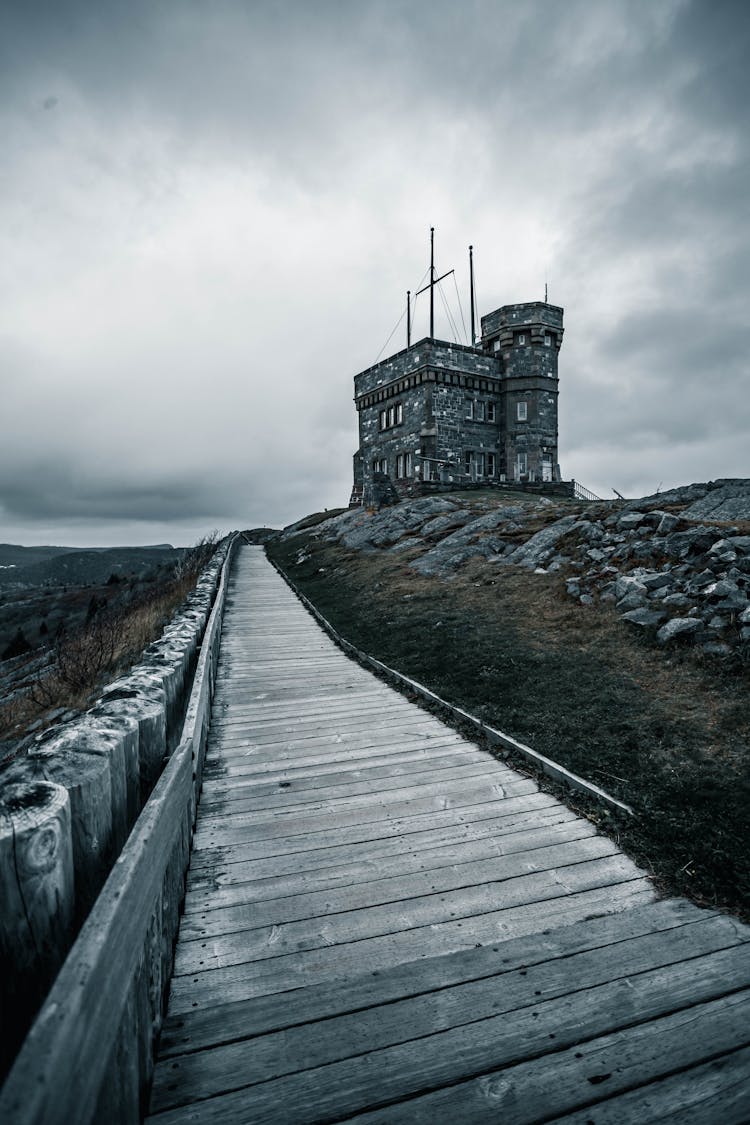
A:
429 226 435 338
469 244 476 346
407 290 411 347
416 226 454 341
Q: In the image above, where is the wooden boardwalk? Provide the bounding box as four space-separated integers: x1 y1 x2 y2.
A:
146 545 750 1123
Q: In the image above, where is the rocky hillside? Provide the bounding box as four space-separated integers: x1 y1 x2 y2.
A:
284 478 750 661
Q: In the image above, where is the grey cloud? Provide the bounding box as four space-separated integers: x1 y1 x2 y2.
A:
0 462 239 522
1 0 749 541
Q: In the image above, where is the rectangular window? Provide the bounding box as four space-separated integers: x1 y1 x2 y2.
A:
493 340 501 352
405 451 412 476
518 333 526 345
516 452 528 479
487 452 496 476
475 452 485 477
466 400 475 420
464 451 473 476
396 453 404 478
476 402 485 421
544 334 552 347
486 402 496 422
380 402 403 429
517 401 528 421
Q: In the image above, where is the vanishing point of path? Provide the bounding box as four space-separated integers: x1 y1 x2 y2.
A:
146 545 750 1123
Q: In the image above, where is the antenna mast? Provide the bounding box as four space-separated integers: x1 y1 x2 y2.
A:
429 227 435 337
415 227 454 341
469 245 476 346
407 290 411 347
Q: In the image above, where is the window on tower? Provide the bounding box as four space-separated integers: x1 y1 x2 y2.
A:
379 402 403 430
517 401 528 421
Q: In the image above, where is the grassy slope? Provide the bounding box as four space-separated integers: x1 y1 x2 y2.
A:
268 532 750 921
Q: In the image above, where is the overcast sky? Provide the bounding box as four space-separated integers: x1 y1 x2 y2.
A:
2 0 748 545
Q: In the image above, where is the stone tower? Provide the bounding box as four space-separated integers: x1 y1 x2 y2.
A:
480 302 563 484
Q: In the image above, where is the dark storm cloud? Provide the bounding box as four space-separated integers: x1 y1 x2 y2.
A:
0 462 239 522
1 0 749 537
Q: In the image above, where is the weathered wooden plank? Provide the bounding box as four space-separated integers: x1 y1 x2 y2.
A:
198 747 479 800
157 898 714 1057
217 698 404 719
179 837 621 941
196 763 516 823
165 881 655 1014
191 777 536 848
186 801 574 886
187 792 564 870
551 1044 750 1123
206 722 449 754
203 732 470 774
206 719 460 754
212 685 397 707
172 854 647 977
209 699 424 729
149 933 750 1114
198 758 513 813
182 818 596 912
205 720 463 756
334 990 750 1125
148 961 750 1122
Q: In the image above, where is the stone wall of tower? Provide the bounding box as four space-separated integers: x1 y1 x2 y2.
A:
481 302 563 482
354 339 501 503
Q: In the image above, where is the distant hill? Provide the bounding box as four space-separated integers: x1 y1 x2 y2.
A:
0 544 82 569
0 545 180 587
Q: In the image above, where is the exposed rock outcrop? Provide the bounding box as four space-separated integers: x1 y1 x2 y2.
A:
285 480 750 659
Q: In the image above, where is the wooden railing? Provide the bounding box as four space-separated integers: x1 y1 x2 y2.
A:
0 536 240 1125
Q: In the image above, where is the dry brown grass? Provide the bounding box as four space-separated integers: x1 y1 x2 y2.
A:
0 568 209 756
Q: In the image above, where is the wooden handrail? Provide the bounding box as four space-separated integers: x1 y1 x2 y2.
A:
0 535 240 1124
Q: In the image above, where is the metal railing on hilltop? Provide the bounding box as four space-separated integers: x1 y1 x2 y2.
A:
571 480 603 502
